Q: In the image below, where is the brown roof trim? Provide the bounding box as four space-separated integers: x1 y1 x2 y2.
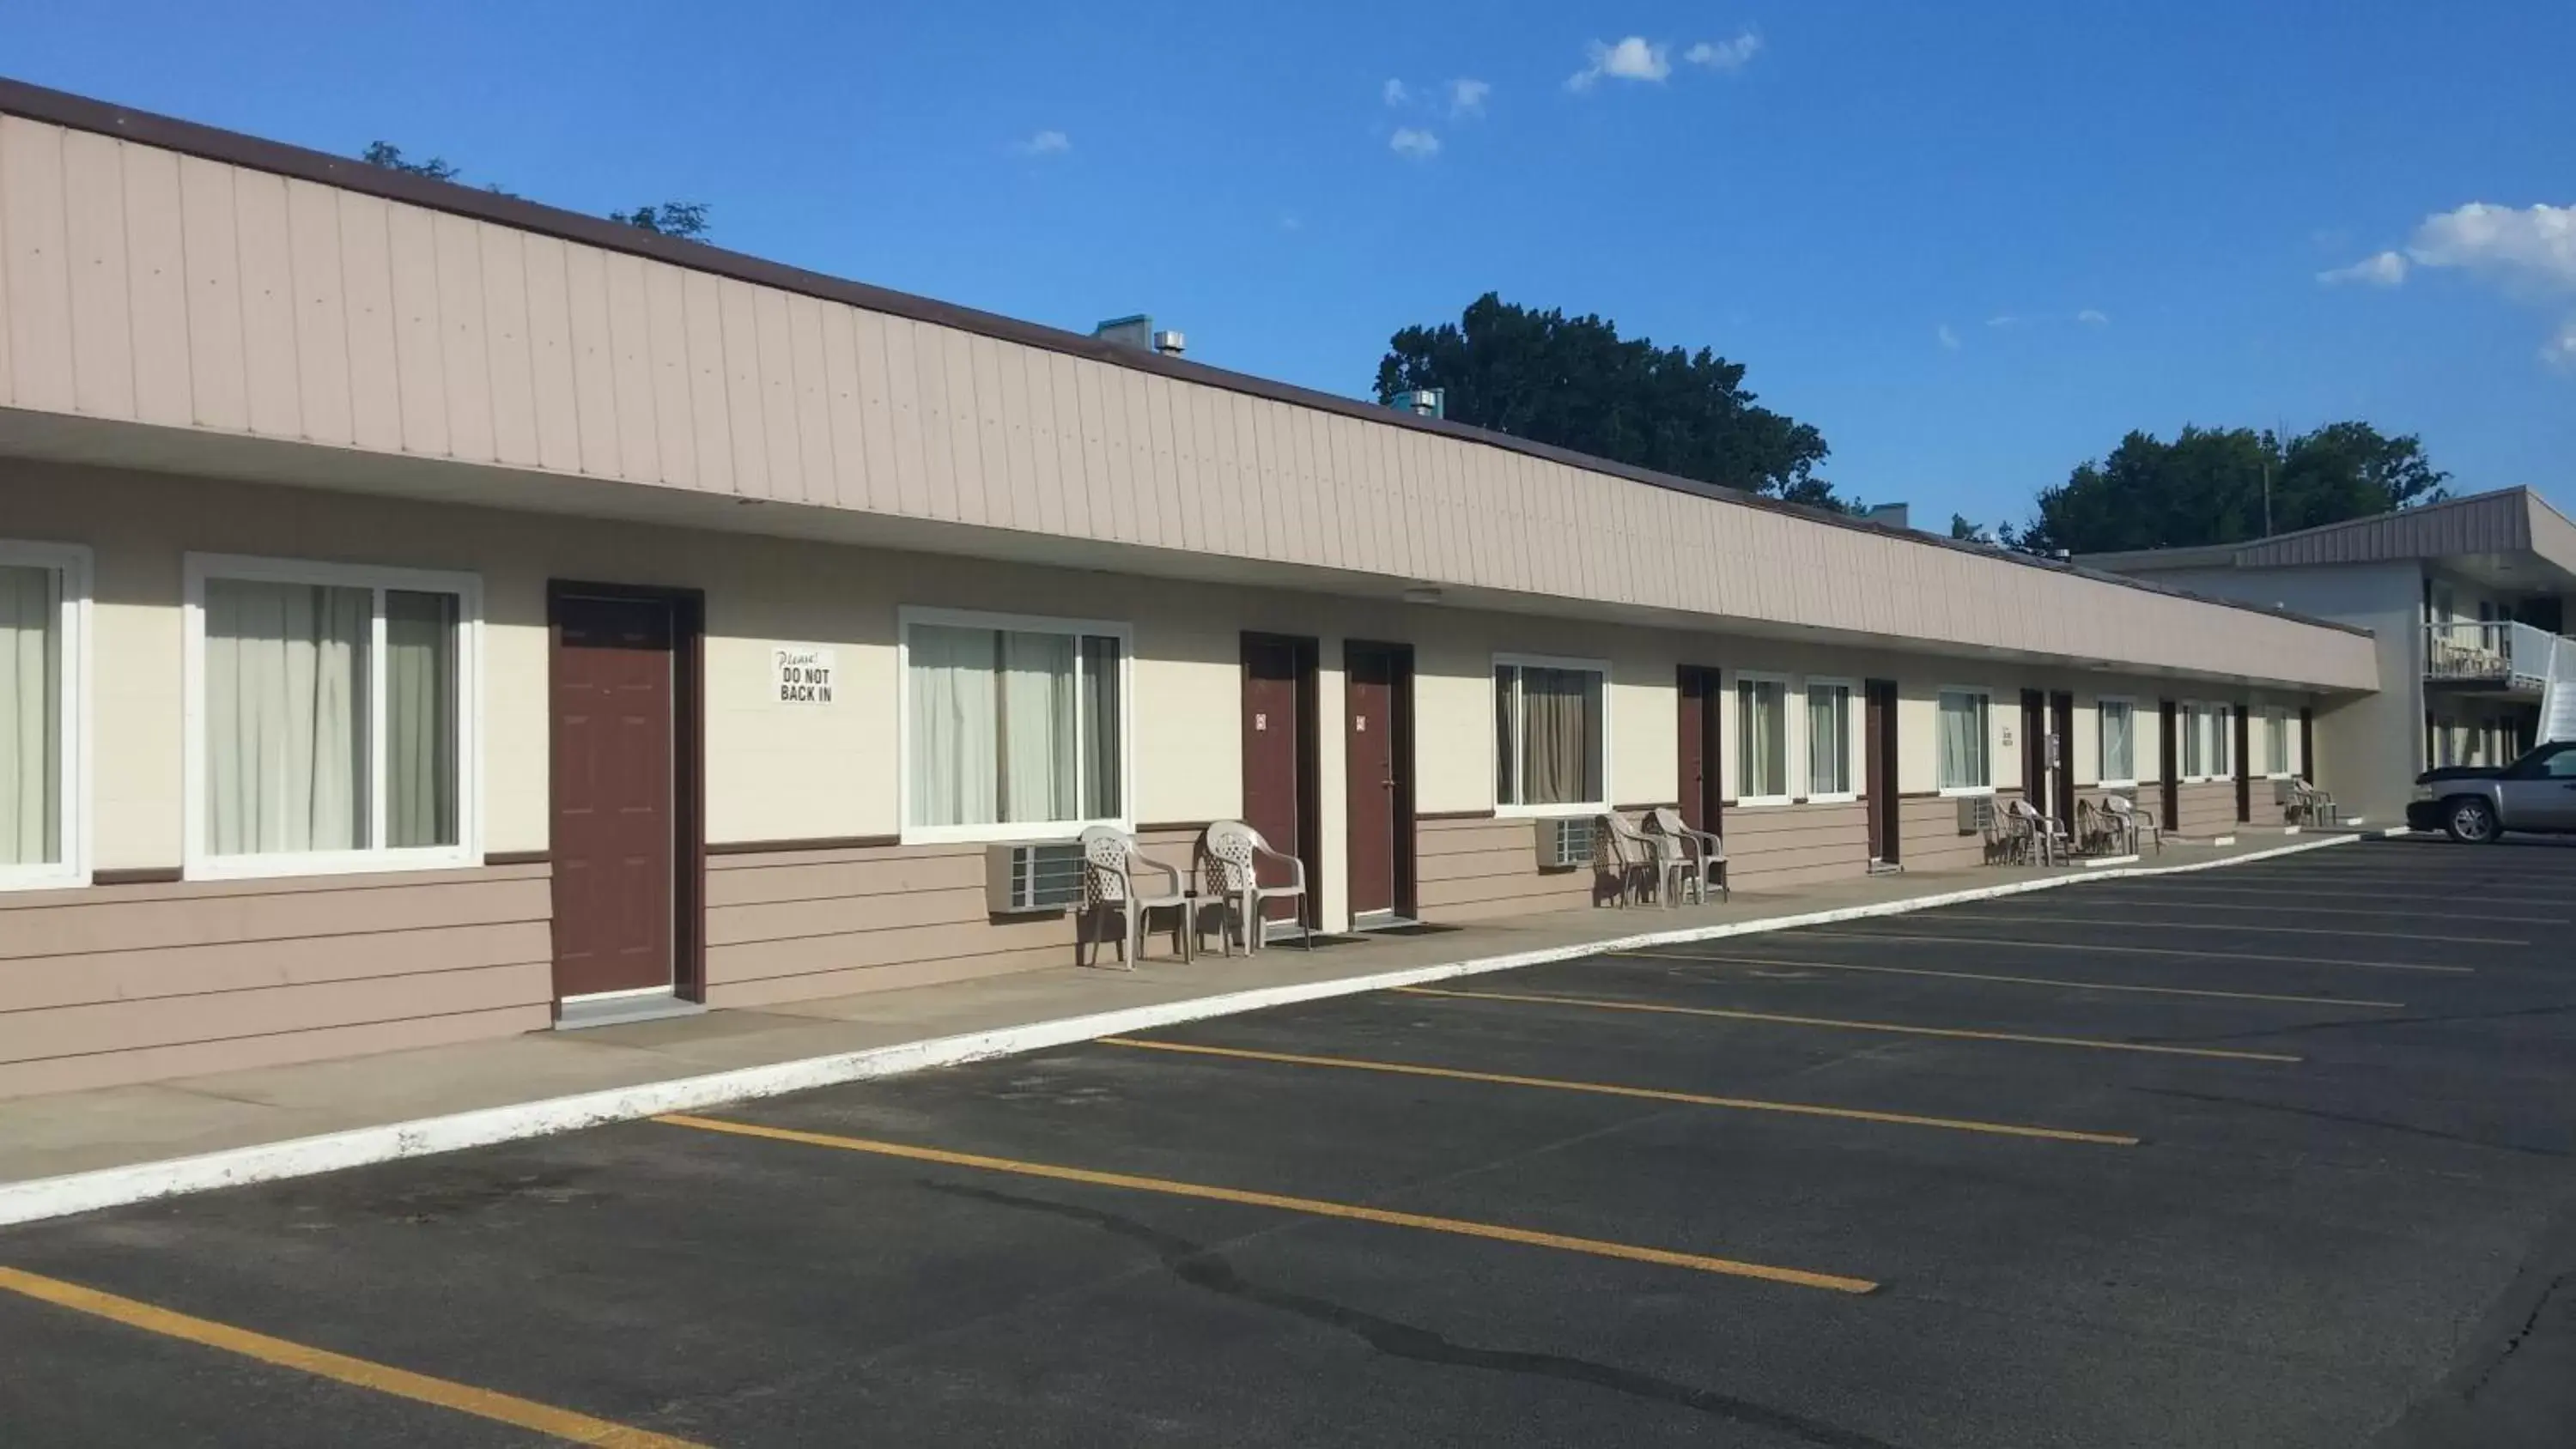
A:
0 75 2365 641
705 834 902 856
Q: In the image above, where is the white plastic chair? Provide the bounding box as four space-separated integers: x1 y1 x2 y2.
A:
2008 797 2071 867
2102 794 2160 855
1643 807 1728 904
1200 821 1310 955
1078 825 1194 969
1595 813 1660 906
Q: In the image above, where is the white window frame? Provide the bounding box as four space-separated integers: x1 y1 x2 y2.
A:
896 605 1135 846
1728 670 1794 808
2180 701 2235 782
0 541 92 892
1802 676 1858 804
1492 652 1612 819
183 554 483 881
2262 706 2293 779
1936 686 1996 797
2094 695 2137 789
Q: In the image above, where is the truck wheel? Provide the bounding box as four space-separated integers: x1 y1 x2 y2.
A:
2444 796 2500 844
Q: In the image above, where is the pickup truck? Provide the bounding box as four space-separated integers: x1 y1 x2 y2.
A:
2408 741 2576 842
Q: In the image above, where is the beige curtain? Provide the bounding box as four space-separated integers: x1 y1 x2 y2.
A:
204 579 368 856
1740 680 1784 797
385 590 458 847
908 623 1000 827
1520 667 1597 805
0 565 59 866
2100 704 2134 781
1079 635 1121 819
1807 685 1848 795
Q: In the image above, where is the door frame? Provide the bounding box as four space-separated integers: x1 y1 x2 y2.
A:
2157 699 2180 833
1864 678 1900 864
1677 664 1726 836
1241 632 1322 930
546 580 708 1007
2299 706 2315 784
2020 689 2049 806
1343 640 1418 921
2233 704 2253 822
2050 690 2075 822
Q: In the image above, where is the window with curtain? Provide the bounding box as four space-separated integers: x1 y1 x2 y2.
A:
2213 706 2235 777
2098 700 2136 784
1807 682 1851 797
1494 660 1604 809
1 561 65 876
2182 704 2209 778
193 561 474 872
1735 677 1788 801
2263 709 2290 776
906 617 1124 833
1937 689 1989 791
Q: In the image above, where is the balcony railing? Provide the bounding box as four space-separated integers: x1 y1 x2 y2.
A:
2424 620 2565 690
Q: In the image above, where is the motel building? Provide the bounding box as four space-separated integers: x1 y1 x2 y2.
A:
0 81 2381 1099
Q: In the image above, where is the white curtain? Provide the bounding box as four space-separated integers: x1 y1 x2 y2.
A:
1494 667 1518 803
385 590 458 848
204 579 368 856
1740 680 1783 797
1938 693 1984 790
1807 686 1848 795
1079 636 1121 820
0 565 59 866
2100 704 2133 782
908 624 1000 828
999 630 1076 824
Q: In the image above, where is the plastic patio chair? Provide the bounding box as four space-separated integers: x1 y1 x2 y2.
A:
1078 825 1194 969
1643 807 1728 904
1200 821 1311 955
1594 812 1660 906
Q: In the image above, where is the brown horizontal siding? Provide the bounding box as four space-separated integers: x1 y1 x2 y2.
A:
2173 782 2239 837
1413 816 1595 919
1898 791 2021 873
1721 803 1867 890
0 864 554 1099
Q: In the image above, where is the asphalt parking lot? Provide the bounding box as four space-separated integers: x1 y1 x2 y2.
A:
5 838 2574 1447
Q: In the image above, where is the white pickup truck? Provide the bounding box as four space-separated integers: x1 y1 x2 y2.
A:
2408 742 2576 843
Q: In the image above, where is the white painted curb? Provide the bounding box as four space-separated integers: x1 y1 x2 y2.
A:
0 834 2364 1228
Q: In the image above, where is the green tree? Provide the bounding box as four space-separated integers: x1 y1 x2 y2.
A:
1376 293 1843 506
1948 513 1997 545
359 142 459 183
2009 421 2448 555
608 202 713 239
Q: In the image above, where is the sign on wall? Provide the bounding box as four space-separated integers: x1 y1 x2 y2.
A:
773 646 837 706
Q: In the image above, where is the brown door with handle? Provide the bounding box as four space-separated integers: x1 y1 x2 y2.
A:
1864 679 1899 864
1242 634 1319 927
550 588 701 1002
1677 665 1724 834
2299 706 2315 784
2233 705 2253 822
2050 691 2075 822
1344 641 1413 920
2158 700 2181 832
2020 690 2048 806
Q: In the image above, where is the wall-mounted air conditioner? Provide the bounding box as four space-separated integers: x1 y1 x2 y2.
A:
986 842 1087 913
1536 817 1597 870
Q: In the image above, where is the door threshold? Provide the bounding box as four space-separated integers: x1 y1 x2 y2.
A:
555 989 706 1032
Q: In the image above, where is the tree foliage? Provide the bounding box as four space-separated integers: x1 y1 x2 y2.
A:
1376 294 1846 506
2006 421 2449 555
361 142 708 238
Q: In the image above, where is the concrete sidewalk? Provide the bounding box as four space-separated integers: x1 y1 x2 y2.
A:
0 831 2354 1223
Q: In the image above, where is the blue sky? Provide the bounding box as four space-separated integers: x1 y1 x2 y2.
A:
4 0 2571 525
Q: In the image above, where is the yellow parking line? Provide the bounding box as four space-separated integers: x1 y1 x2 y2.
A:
654 1113 1877 1294
1391 986 2302 1063
1791 930 2474 975
1611 951 2404 1009
2049 894 2567 925
1948 913 2519 945
0 1265 706 1448
1097 1036 2137 1145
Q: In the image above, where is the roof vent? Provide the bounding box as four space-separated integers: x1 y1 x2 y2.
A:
1151 330 1186 356
1391 388 1445 419
1862 502 1911 531
1093 315 1186 358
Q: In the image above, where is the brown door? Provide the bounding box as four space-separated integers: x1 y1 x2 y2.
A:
2158 700 2181 832
2299 706 2315 784
2020 690 2048 805
551 594 678 998
1242 634 1318 926
1864 679 1899 863
2233 706 2253 822
1677 665 1724 834
2050 691 2076 822
1344 642 1412 920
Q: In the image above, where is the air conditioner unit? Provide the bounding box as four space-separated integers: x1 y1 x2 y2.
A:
1536 817 1597 870
1957 796 1996 834
986 842 1087 913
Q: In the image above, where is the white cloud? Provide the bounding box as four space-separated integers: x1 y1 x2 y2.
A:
1389 127 1441 160
1568 36 1670 91
1984 313 2020 328
1449 77 1491 117
1382 78 1410 107
2546 317 2576 371
1684 31 1763 71
1937 324 1961 351
2318 250 2407 288
2075 308 2110 325
2405 202 2576 296
1016 130 1070 157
